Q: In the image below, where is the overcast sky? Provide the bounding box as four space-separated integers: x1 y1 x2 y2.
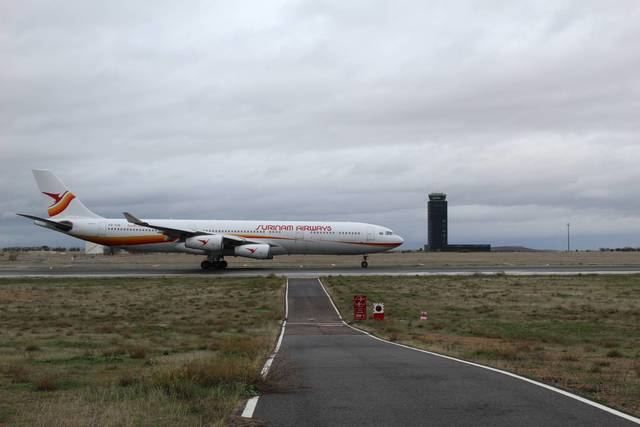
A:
2 1 640 250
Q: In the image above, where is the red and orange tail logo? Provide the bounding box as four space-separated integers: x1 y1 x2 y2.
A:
43 191 76 217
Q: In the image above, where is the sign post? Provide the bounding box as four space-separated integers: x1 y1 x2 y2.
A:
373 302 384 320
353 295 367 321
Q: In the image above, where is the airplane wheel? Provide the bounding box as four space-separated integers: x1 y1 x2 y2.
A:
201 260 211 270
361 261 368 268
221 260 228 269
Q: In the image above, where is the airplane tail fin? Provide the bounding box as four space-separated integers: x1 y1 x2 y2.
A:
32 170 101 218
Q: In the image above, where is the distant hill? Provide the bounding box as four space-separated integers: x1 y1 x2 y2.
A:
491 246 547 252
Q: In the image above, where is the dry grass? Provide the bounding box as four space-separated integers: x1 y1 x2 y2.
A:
2 364 30 384
0 276 284 426
33 373 60 392
324 275 640 417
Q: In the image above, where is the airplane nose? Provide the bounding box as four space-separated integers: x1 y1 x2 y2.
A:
396 235 404 245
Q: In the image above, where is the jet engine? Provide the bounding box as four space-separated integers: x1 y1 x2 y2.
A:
185 235 223 251
234 244 272 259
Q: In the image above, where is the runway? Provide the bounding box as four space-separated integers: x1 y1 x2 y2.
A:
2 264 640 278
251 278 638 426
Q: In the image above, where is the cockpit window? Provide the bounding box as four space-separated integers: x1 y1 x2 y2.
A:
385 231 393 235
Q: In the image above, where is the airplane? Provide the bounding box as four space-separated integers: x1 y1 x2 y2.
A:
17 170 404 270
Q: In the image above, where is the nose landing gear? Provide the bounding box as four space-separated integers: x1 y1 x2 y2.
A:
201 256 228 270
361 255 369 269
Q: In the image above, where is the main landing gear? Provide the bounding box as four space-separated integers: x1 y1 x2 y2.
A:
361 255 369 269
201 256 228 270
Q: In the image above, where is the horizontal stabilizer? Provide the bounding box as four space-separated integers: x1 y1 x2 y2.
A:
16 213 73 232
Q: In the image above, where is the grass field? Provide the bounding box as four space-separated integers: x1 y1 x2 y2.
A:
1 271 639 423
324 275 640 417
0 277 284 426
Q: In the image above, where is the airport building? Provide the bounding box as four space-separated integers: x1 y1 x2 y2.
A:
85 241 105 255
426 193 491 252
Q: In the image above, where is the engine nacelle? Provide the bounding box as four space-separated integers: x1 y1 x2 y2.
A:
234 244 272 259
185 235 223 252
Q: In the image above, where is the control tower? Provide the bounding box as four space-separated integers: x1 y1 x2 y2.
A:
427 193 448 251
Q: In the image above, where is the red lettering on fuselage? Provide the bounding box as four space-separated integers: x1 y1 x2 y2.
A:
255 224 294 231
295 225 333 232
255 224 332 232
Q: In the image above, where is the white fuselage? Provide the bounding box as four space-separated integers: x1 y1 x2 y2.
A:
42 218 404 256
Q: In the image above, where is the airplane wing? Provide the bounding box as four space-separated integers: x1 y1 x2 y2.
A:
123 212 203 238
122 212 261 247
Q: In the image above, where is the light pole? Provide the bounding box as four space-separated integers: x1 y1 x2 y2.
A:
567 223 571 252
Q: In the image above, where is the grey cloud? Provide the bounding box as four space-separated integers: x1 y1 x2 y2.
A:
2 1 640 250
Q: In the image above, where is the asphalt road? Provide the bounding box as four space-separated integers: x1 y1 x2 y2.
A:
2 265 640 278
252 278 638 427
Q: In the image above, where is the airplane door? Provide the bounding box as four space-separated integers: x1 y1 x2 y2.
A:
85 222 98 236
86 222 106 237
295 229 307 252
367 227 375 242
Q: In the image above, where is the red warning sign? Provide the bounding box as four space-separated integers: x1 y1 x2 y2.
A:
373 303 384 320
353 295 367 321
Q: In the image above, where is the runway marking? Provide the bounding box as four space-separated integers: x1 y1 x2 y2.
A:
286 322 344 327
317 278 640 425
241 397 259 418
241 278 289 419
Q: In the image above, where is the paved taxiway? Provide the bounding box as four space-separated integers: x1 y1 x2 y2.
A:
2 265 640 278
252 278 637 426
